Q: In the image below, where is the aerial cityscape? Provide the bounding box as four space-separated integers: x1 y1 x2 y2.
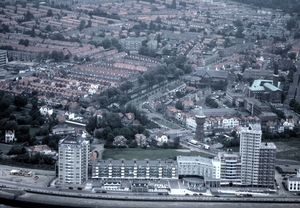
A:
0 0 300 207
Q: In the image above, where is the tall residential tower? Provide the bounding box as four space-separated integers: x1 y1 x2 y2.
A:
239 124 262 186
58 135 90 187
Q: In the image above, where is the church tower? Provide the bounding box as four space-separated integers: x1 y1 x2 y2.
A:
195 106 206 141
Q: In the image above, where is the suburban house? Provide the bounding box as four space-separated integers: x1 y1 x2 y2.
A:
28 145 57 157
121 113 135 125
52 124 76 136
135 133 147 147
5 130 16 143
113 135 128 147
39 105 53 116
155 132 168 146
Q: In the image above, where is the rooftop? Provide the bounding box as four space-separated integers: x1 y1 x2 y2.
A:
260 142 276 150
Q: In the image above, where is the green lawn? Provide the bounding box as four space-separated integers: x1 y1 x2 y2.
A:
273 137 300 161
102 148 214 160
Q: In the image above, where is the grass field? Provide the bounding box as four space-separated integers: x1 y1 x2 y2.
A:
273 137 300 161
152 117 178 129
102 148 214 160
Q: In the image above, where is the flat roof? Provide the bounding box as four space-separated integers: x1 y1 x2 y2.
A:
177 155 214 166
91 159 177 167
260 142 276 149
249 79 281 92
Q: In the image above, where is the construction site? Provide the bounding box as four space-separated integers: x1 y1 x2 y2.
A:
0 166 55 187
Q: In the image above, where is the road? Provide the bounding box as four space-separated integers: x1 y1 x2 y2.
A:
287 58 300 103
179 141 217 157
0 143 13 155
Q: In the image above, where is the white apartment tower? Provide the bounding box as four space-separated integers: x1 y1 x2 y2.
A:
239 124 262 186
58 135 90 187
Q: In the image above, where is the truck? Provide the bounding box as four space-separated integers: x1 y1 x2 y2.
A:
23 171 33 177
190 139 198 145
203 144 210 150
10 170 20 175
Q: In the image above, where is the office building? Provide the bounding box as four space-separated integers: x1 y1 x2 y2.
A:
58 135 90 186
248 68 282 103
239 124 262 186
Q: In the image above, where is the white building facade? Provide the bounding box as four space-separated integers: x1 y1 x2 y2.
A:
58 135 90 187
287 168 300 191
218 150 242 186
177 156 221 179
239 124 262 186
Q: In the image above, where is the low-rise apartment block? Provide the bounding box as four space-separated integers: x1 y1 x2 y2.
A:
91 159 178 180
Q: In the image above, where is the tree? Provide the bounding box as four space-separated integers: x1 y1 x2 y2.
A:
170 0 176 9
119 127 132 139
143 71 156 85
14 95 28 111
86 117 97 134
30 26 35 37
289 98 296 108
46 9 53 17
102 127 112 139
19 39 29 47
98 96 109 108
45 25 52 32
183 64 192 74
118 94 129 105
174 68 184 78
120 81 134 94
205 97 218 108
105 87 120 99
52 33 65 41
7 145 26 155
175 100 184 110
16 126 30 142
173 137 180 149
235 26 244 38
4 120 18 131
288 52 296 60
51 50 64 62
105 113 123 129
87 20 92 28
179 1 186 7
287 19 296 31
111 38 122 51
0 93 14 111
137 75 144 86
95 130 103 139
149 21 156 31
78 20 86 31
101 38 111 49
155 74 166 83
24 10 34 21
